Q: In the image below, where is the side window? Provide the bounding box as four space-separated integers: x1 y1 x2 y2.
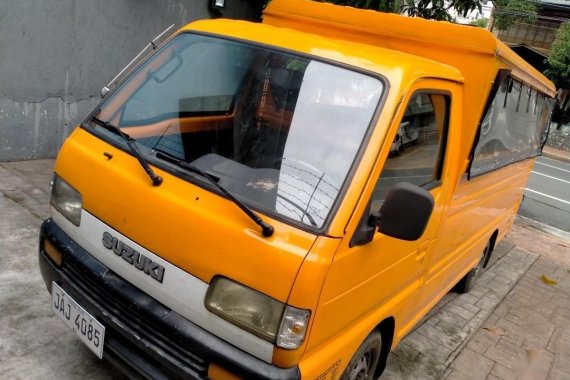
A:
370 92 450 211
469 73 555 178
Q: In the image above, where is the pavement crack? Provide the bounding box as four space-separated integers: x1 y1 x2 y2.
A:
0 190 47 222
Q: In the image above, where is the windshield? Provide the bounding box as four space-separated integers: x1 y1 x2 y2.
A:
89 33 383 229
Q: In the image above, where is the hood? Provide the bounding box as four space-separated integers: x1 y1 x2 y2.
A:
54 128 317 303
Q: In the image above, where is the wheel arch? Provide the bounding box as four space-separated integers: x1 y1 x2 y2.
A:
483 229 499 268
373 316 395 378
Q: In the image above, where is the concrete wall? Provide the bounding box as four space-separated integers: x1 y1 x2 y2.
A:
0 0 260 161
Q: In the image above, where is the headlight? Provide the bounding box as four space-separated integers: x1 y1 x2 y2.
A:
50 174 82 226
205 277 310 349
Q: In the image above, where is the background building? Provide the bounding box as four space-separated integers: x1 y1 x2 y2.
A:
491 0 569 57
490 0 570 149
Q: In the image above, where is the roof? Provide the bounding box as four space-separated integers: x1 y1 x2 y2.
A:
265 0 499 54
261 0 556 172
182 19 463 84
263 0 556 97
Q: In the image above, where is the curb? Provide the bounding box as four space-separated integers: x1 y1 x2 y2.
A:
515 215 570 242
541 150 570 163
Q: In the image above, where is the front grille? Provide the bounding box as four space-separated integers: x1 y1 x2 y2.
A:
41 219 300 380
60 256 209 379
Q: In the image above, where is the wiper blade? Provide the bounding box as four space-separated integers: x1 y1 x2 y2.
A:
276 194 317 227
91 117 163 186
154 150 274 238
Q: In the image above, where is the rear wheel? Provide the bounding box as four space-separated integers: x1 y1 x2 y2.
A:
341 331 382 380
454 240 492 294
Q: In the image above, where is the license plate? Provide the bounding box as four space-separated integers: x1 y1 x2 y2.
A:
51 282 105 359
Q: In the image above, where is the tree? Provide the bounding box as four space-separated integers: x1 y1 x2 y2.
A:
491 0 538 31
324 0 403 14
545 22 570 89
471 17 489 28
323 0 484 21
321 0 538 25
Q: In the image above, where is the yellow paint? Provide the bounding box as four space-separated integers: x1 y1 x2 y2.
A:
52 0 555 379
208 363 243 380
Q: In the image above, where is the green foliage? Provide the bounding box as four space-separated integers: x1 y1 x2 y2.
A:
492 0 538 31
405 0 455 21
447 0 483 18
470 17 488 28
322 0 483 21
545 22 570 89
324 0 403 14
267 0 537 27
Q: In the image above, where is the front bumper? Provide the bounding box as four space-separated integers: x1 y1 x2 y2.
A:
38 218 300 380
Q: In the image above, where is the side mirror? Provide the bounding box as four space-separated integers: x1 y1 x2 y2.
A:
370 182 434 241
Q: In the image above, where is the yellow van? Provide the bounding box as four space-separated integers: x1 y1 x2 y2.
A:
39 0 557 378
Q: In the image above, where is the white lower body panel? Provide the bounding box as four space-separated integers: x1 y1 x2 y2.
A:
52 207 274 363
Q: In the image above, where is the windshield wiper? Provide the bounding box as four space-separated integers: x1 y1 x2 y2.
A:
154 150 274 238
276 194 317 227
91 117 163 186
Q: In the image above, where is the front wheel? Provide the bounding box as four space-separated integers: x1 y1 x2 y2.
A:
341 331 382 380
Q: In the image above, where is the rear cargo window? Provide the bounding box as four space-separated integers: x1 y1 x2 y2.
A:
469 71 555 177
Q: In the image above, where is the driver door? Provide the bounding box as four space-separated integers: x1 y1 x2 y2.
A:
315 80 458 347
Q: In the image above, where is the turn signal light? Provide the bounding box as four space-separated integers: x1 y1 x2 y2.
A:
208 363 242 380
44 239 63 267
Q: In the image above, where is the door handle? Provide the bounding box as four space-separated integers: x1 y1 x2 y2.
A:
416 252 426 264
416 240 430 264
418 241 430 252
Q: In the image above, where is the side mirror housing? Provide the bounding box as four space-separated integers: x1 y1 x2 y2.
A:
370 182 434 241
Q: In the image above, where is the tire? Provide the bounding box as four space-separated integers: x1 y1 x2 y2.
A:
340 331 382 380
454 240 492 294
391 136 402 156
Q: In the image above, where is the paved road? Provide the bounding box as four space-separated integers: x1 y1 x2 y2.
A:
519 156 570 233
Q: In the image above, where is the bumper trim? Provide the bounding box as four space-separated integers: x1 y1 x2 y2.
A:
39 218 300 380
